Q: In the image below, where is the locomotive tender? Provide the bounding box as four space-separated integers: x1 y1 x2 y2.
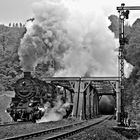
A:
7 72 73 122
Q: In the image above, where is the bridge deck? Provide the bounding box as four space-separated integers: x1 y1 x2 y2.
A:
43 77 118 95
44 77 120 81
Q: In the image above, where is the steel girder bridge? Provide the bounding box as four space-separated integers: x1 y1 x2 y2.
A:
45 77 119 120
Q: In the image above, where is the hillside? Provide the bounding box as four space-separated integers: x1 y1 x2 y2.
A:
0 95 11 122
0 24 26 92
124 19 140 118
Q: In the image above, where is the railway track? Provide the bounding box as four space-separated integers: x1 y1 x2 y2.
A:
0 120 55 127
0 121 32 127
2 115 112 140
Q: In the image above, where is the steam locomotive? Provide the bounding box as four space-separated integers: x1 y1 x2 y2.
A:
7 72 73 122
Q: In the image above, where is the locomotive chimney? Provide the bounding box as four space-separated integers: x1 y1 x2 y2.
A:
24 71 31 78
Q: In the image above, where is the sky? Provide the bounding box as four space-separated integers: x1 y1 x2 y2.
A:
0 0 39 24
0 0 140 25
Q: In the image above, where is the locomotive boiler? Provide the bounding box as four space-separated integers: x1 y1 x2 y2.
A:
7 72 73 122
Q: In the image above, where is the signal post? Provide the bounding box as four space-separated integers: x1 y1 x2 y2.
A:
116 3 140 126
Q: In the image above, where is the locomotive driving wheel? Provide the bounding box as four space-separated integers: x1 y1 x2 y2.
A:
12 114 17 122
29 113 36 123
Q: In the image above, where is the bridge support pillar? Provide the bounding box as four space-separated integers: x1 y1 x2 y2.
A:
91 89 99 117
85 85 91 119
95 90 99 116
72 81 80 117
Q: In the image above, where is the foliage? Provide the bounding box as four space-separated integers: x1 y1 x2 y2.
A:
123 19 140 113
108 15 140 112
108 15 119 38
108 15 131 39
0 25 26 92
125 19 140 67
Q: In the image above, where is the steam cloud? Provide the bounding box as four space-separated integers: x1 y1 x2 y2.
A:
18 0 118 77
37 95 72 123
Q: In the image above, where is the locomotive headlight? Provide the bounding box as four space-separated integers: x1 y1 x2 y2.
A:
29 99 34 107
29 103 33 107
22 81 26 86
10 103 14 107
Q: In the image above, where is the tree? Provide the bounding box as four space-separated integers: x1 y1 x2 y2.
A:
0 24 26 93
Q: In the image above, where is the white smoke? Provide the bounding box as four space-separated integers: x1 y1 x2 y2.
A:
18 0 118 76
124 60 133 78
37 95 72 123
25 20 34 29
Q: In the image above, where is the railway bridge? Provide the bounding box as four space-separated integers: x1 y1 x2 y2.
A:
45 77 120 121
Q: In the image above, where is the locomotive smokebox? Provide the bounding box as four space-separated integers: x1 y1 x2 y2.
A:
24 71 31 78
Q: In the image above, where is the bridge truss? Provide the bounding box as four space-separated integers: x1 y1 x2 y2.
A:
45 77 119 119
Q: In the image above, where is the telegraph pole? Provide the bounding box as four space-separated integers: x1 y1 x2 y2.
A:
117 3 140 126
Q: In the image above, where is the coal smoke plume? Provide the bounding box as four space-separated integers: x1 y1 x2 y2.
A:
18 0 118 76
37 95 72 123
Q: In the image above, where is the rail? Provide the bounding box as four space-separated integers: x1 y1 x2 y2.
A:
0 121 32 127
2 115 112 140
44 115 112 140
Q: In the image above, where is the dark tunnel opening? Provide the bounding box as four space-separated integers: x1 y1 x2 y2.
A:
99 95 115 115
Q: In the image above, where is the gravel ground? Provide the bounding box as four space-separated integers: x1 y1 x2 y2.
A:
64 119 130 140
0 118 79 139
1 117 136 140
